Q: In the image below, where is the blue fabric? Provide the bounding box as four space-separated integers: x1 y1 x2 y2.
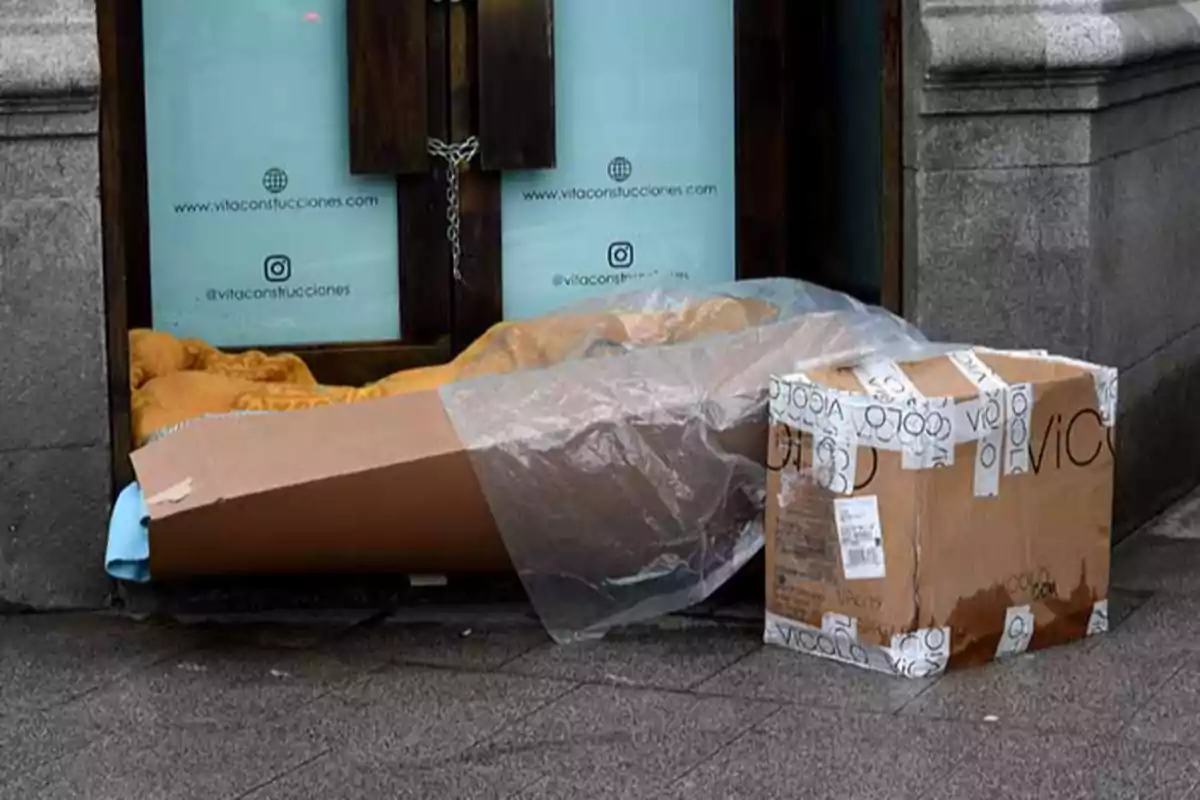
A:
105 482 151 583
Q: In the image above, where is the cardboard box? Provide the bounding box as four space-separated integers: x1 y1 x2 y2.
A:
764 348 1118 677
131 310 923 587
132 390 513 579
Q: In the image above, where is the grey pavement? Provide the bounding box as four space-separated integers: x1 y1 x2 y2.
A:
6 493 1200 798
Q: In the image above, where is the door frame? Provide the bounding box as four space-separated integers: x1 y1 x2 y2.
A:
97 0 903 494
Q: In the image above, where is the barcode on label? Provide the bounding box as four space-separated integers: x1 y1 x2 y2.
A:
840 524 875 546
846 548 882 569
833 496 886 581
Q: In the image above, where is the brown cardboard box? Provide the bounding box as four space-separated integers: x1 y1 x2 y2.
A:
131 309 926 591
132 390 512 579
764 348 1118 677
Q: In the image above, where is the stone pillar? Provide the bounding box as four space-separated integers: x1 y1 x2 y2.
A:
0 0 112 607
906 0 1200 538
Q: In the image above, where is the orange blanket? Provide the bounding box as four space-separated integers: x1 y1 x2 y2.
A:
130 295 779 447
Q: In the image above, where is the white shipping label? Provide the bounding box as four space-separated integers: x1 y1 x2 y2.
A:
1004 383 1034 476
1087 599 1109 637
995 605 1035 659
889 628 951 678
833 496 886 580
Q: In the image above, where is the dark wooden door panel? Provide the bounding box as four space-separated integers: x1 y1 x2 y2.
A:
346 0 430 175
476 0 556 171
735 0 789 281
399 0 453 343
881 0 903 315
98 0 148 493
449 1 504 350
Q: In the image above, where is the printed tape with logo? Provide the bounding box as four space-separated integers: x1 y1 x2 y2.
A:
972 348 1118 428
949 350 1008 499
769 349 1116 497
851 358 954 471
765 611 951 679
1087 599 1109 637
769 374 957 494
995 605 1035 659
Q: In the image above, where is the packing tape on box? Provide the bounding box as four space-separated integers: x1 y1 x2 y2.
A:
949 350 1020 498
995 604 1035 659
822 611 859 640
143 410 276 445
769 348 1117 497
946 350 1023 460
770 600 1107 674
972 348 1119 428
1087 599 1109 636
768 375 956 494
851 358 955 471
765 611 951 679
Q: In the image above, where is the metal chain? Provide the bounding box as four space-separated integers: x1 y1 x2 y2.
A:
427 136 480 284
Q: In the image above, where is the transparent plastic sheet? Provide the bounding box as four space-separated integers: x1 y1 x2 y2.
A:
439 279 930 643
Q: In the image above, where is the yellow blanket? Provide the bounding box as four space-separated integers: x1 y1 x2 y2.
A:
130 296 779 447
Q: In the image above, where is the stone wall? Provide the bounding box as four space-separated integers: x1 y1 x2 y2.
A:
0 0 112 607
906 0 1200 539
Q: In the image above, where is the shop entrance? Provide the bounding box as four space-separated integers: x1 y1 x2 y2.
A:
98 0 901 487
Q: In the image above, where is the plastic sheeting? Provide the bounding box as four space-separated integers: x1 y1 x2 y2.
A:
440 279 929 643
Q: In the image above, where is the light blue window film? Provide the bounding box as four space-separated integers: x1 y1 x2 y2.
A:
500 0 737 320
142 0 401 348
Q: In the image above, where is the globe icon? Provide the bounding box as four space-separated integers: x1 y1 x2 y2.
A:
607 157 632 183
262 167 289 194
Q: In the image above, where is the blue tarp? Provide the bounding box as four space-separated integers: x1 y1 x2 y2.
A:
105 482 151 583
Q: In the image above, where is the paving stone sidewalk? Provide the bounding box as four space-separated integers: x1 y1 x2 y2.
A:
6 493 1200 799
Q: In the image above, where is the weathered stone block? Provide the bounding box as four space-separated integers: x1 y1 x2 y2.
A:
1113 324 1200 540
0 134 99 200
0 445 112 608
908 0 1200 536
1090 127 1200 370
0 195 108 451
910 166 1092 356
0 0 97 98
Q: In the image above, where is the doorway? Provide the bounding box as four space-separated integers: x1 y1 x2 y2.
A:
98 0 902 488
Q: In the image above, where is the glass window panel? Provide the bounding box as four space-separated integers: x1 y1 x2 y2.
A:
500 0 737 319
142 0 401 347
